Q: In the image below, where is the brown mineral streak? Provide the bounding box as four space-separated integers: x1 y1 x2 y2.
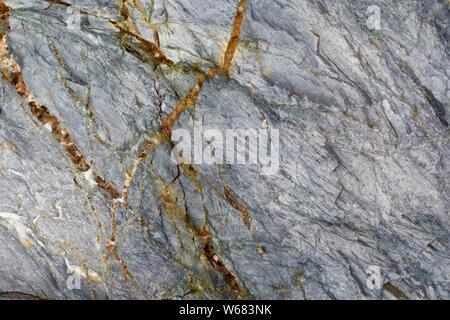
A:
160 0 249 145
222 0 248 72
44 1 173 69
116 0 250 209
112 21 175 67
383 282 410 300
179 167 250 298
158 176 249 299
224 186 251 226
203 232 248 299
106 0 251 298
0 1 9 19
0 1 118 199
0 291 45 300
114 0 174 68
104 135 161 284
114 248 133 281
2 0 252 298
119 0 130 21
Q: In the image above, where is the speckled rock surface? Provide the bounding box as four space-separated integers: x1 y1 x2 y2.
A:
0 0 449 300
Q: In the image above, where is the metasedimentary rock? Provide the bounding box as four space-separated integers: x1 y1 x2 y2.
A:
0 0 448 300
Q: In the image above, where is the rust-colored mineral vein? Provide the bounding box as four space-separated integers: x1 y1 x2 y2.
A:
105 0 250 298
295 271 308 300
180 166 252 297
223 186 251 227
113 21 175 67
114 0 177 68
0 0 9 20
160 68 221 135
222 0 248 72
0 291 45 300
182 164 253 229
114 0 249 211
45 0 70 8
43 0 174 69
158 174 250 299
131 0 161 47
383 282 410 300
1 0 253 298
119 0 130 20
179 165 251 298
202 230 249 299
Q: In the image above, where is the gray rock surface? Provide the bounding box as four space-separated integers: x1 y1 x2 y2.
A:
0 0 449 299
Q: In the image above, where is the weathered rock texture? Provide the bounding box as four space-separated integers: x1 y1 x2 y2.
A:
0 0 449 300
